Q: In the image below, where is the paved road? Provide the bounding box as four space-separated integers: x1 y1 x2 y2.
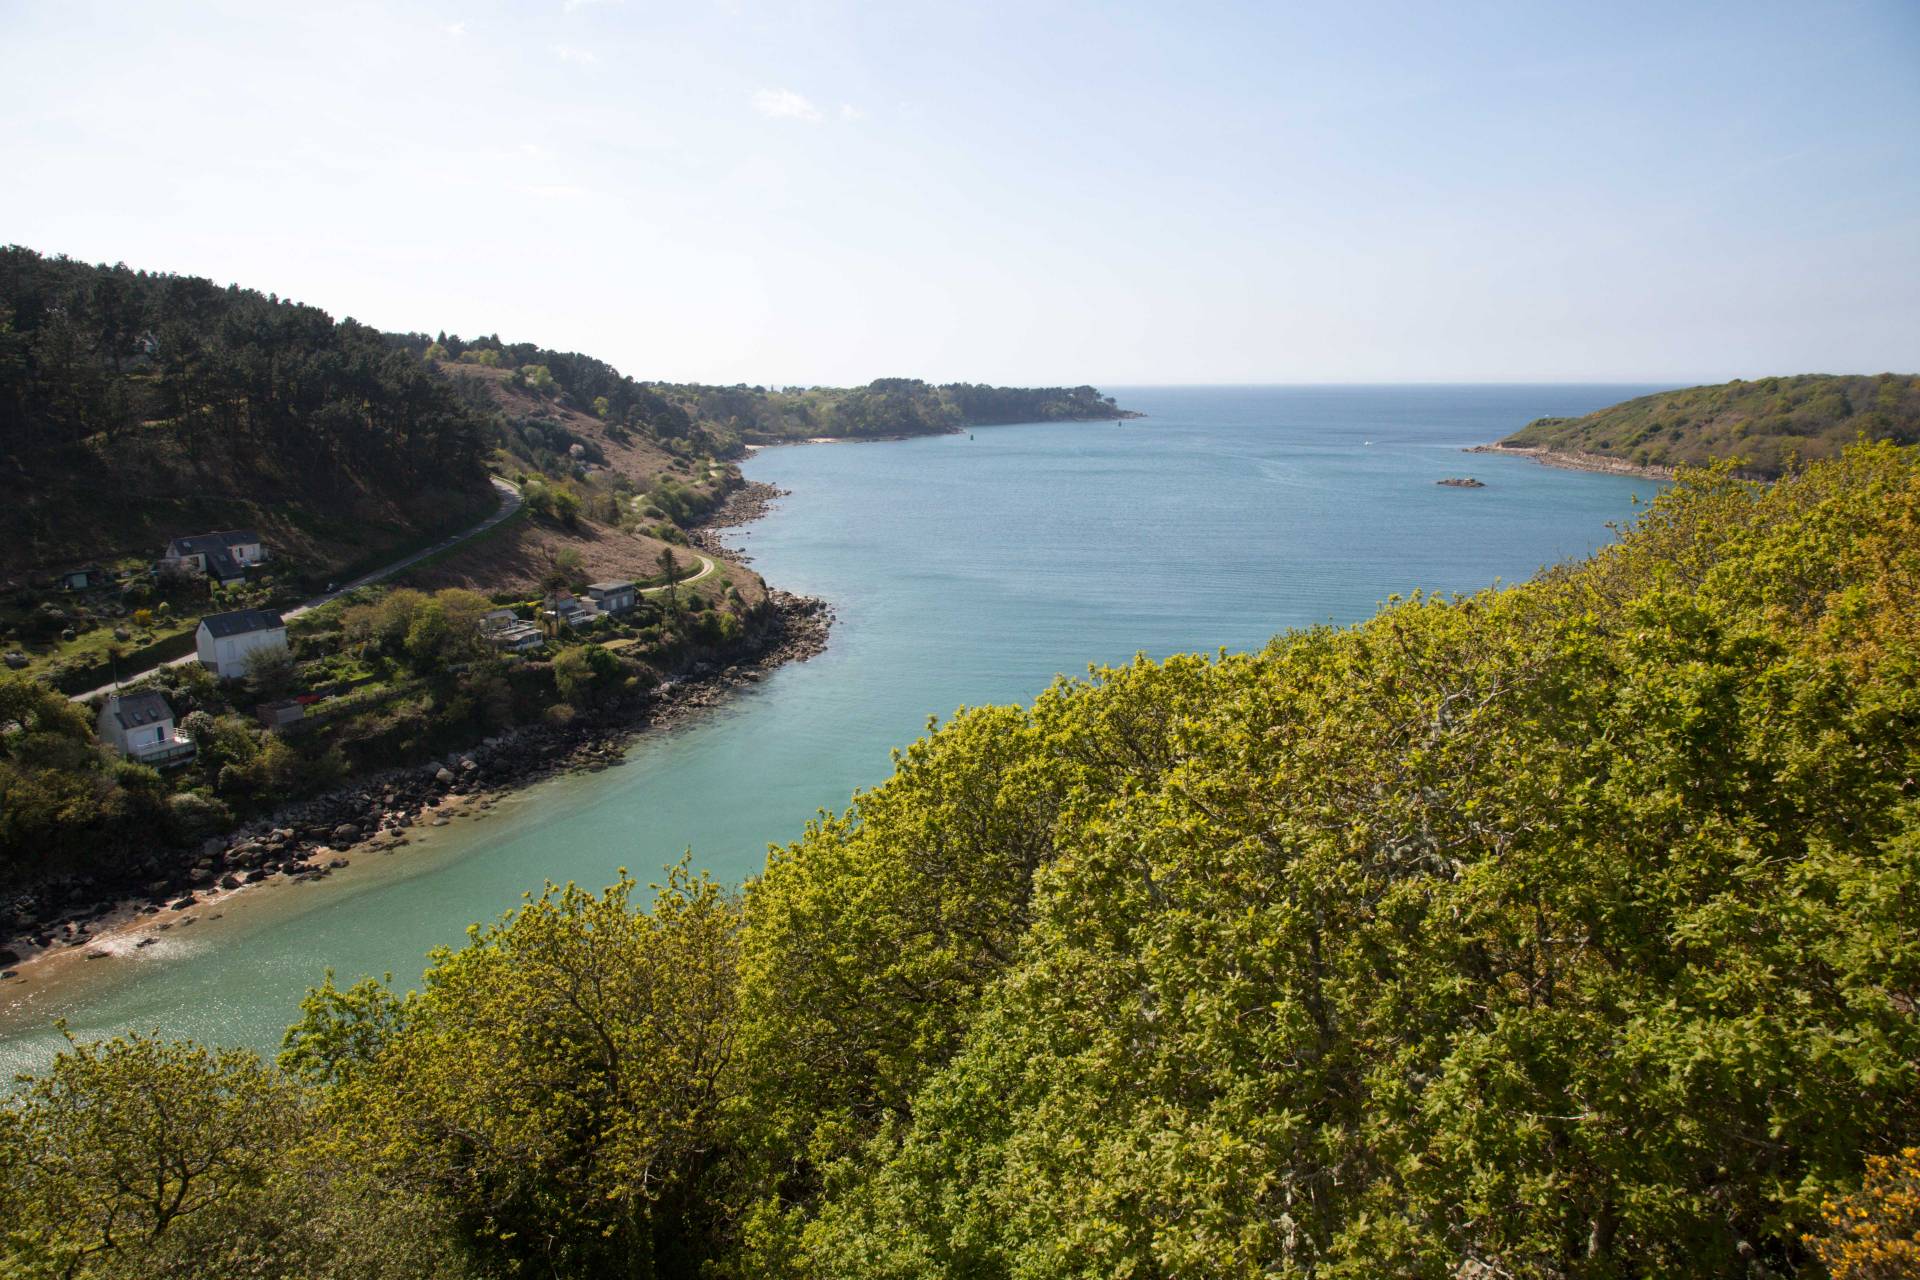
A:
69 477 522 703
642 553 715 595
283 476 523 621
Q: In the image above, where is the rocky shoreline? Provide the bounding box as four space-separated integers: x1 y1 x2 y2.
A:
0 590 832 979
690 480 788 561
1465 442 1675 481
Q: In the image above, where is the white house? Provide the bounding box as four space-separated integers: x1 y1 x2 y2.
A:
95 690 195 766
161 530 268 583
196 608 289 678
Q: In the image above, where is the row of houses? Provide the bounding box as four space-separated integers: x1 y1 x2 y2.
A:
94 579 648 766
481 583 640 651
543 582 638 630
94 606 289 767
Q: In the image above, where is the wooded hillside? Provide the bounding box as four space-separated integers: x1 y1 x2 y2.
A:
666 376 1134 444
393 332 1136 453
0 248 494 578
0 247 1136 583
1495 373 1920 477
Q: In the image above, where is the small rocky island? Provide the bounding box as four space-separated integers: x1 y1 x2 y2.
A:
1437 477 1486 488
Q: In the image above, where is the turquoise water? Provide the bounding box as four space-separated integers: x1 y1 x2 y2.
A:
0 385 1669 1074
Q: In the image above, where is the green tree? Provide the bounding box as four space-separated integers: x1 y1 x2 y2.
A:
402 600 452 671
657 546 681 613
367 588 428 657
542 546 588 594
551 641 620 706
1 1030 469 1279
244 645 300 700
0 1031 303 1278
523 478 582 528
299 867 743 1278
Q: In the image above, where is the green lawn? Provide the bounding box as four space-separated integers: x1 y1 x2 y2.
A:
7 615 198 686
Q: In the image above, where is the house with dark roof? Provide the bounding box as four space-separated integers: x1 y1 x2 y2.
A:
95 690 195 766
160 530 267 583
195 608 288 678
585 580 638 615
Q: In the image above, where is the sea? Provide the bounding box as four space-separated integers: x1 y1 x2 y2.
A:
0 385 1672 1076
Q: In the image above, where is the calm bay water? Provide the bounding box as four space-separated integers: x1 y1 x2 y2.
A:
0 385 1671 1074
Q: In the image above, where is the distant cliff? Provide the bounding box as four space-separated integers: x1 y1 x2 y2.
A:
657 377 1139 444
1488 373 1920 478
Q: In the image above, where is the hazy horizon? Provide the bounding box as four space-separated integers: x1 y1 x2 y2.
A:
4 0 1916 388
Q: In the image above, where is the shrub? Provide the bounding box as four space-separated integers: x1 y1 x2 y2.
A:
167 789 234 838
1807 1148 1920 1278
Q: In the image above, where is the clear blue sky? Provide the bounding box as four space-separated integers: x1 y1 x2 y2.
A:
3 0 1916 386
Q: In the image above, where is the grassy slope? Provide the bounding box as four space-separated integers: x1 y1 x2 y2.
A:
442 362 683 486
400 512 757 603
1495 372 1920 478
408 364 762 601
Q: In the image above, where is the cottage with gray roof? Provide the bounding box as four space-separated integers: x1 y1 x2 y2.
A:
95 690 195 766
196 607 288 678
160 529 267 583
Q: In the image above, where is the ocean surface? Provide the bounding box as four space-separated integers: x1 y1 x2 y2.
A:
0 385 1672 1075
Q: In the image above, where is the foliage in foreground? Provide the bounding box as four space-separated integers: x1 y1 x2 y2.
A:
5 444 1920 1278
0 1031 461 1279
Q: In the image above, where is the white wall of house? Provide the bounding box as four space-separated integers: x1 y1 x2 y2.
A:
196 625 289 677
94 706 179 759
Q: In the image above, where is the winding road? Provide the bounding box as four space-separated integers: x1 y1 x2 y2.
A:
68 477 522 703
643 552 715 595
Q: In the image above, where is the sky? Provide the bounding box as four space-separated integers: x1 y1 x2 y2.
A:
2 0 1917 386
